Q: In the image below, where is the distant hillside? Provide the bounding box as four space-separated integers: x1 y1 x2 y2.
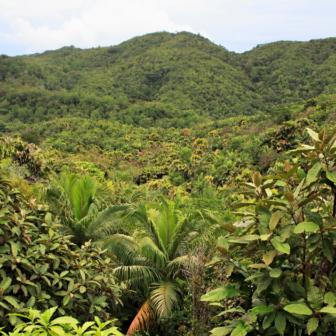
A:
0 32 336 129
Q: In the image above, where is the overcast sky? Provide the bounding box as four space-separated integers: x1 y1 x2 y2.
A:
0 0 335 56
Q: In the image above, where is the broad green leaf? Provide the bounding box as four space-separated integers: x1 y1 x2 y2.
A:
258 206 272 228
216 307 245 317
241 235 260 241
0 277 12 292
51 316 79 326
319 306 336 314
251 306 274 313
200 285 242 302
284 304 312 315
231 323 247 336
307 128 320 142
271 236 290 254
260 233 272 241
210 327 233 336
324 292 336 306
27 296 35 308
269 268 282 278
308 287 323 311
248 264 268 268
305 162 322 186
326 170 336 183
263 250 276 266
307 317 319 335
269 211 281 230
293 222 319 234
3 296 19 308
275 312 286 334
322 239 334 262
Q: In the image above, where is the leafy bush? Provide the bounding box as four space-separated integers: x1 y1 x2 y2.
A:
0 173 125 331
202 126 336 335
0 306 123 335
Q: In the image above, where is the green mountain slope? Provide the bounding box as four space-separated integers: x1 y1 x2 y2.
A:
235 38 336 106
0 32 336 130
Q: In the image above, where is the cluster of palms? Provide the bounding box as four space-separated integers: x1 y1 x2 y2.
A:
44 170 216 335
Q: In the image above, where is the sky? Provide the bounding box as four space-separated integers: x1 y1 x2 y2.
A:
0 0 335 56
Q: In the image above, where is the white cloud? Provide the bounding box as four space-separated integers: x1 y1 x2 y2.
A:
0 0 211 54
0 0 335 55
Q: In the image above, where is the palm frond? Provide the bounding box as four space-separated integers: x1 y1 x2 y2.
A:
150 280 181 318
86 204 128 238
167 211 202 259
114 265 161 289
72 175 96 220
126 300 152 335
102 234 140 266
166 255 196 276
140 237 166 268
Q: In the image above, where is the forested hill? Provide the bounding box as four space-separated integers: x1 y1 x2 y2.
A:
1 32 336 130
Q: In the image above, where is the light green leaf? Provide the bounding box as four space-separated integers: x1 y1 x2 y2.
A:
307 317 319 335
51 316 79 326
324 292 336 306
319 306 336 314
271 236 290 254
305 162 322 186
258 206 272 228
251 306 274 313
269 211 281 231
327 170 336 183
231 323 247 336
0 277 12 292
248 264 268 268
3 296 19 308
269 268 282 278
210 327 233 336
200 285 242 302
293 222 319 234
284 304 312 315
306 128 320 142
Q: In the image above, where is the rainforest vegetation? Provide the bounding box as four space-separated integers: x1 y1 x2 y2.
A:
1 32 336 336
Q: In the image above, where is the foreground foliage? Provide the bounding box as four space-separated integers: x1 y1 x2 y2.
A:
0 306 123 336
202 126 336 335
0 174 125 330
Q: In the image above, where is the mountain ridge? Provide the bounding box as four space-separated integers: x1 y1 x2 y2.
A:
0 32 336 130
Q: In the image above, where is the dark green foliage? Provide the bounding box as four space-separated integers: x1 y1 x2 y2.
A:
1 33 336 129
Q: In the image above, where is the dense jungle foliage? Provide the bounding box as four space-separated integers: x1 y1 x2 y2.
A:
1 32 336 129
2 33 336 336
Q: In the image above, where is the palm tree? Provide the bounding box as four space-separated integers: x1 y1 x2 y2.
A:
103 195 214 335
45 170 127 246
